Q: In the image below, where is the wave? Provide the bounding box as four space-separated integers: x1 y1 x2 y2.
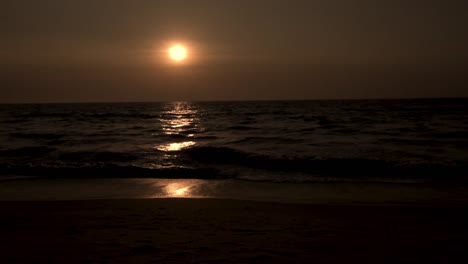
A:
377 138 450 146
232 137 303 144
0 159 466 183
433 131 468 138
1 144 467 183
193 135 219 140
331 128 359 134
0 164 227 180
16 112 159 119
0 118 28 124
0 146 56 157
58 151 139 163
228 125 256 131
181 146 468 181
0 148 138 163
9 132 66 140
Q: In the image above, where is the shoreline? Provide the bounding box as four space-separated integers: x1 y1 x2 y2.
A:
1 177 468 206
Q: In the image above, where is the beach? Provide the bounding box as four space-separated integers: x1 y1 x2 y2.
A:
1 100 468 263
1 198 468 263
2 0 468 262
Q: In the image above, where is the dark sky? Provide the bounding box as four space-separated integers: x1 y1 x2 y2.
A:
1 0 467 103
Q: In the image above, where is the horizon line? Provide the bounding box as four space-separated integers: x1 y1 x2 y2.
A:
1 96 467 105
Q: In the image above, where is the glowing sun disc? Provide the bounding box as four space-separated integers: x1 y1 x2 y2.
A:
168 44 188 62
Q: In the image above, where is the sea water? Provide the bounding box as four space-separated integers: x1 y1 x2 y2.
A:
1 99 467 184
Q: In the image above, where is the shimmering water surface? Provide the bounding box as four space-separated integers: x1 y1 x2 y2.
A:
1 99 467 183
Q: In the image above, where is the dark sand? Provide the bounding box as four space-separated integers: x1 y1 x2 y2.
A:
1 199 468 263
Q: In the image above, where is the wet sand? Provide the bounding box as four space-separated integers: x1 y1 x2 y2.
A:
2 178 468 205
1 198 468 263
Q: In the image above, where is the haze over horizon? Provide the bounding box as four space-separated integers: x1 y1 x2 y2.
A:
1 0 468 103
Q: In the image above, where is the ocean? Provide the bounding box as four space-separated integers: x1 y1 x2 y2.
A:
1 99 467 186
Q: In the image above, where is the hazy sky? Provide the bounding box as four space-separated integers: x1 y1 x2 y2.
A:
1 0 467 103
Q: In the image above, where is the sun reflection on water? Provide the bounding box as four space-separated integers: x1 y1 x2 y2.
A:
141 179 222 199
162 118 194 134
156 141 196 152
155 102 200 152
165 183 192 197
160 102 199 135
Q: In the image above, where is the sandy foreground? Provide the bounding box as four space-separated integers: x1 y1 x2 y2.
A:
0 198 467 264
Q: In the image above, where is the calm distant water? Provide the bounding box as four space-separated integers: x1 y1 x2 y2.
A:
1 99 467 183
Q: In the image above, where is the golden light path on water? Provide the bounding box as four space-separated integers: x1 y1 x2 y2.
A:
155 102 199 152
150 102 208 198
156 141 196 152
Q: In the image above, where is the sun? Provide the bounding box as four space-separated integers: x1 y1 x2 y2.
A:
168 44 188 62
